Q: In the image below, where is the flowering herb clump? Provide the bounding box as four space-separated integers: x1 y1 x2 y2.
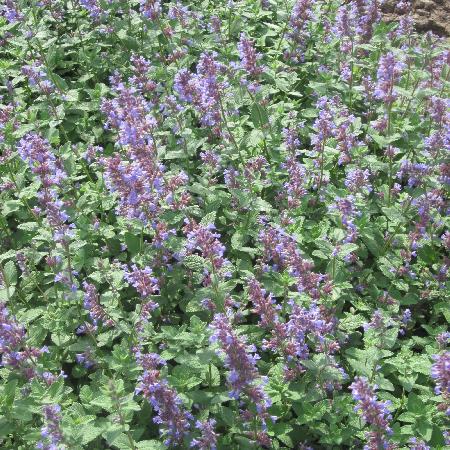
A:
0 0 448 448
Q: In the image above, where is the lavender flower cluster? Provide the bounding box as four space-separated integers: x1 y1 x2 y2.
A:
135 351 193 446
210 313 273 445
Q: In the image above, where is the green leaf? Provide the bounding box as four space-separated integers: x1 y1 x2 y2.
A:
416 419 433 441
51 73 69 91
103 425 127 448
231 231 246 249
200 211 216 226
90 395 114 411
339 243 359 258
2 200 21 216
3 261 17 286
124 232 141 254
183 255 205 272
2 379 17 407
0 418 13 438
80 424 104 445
167 365 202 390
407 393 424 415
251 103 269 128
17 222 39 232
361 227 384 257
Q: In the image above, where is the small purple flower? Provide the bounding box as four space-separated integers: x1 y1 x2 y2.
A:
401 309 412 325
282 126 301 153
345 168 372 193
1 0 23 23
174 52 227 135
200 298 216 312
135 352 192 446
237 33 263 81
428 96 449 125
0 303 26 354
397 161 432 188
76 347 97 369
247 278 279 328
190 419 218 449
200 151 221 172
22 62 55 93
0 303 44 379
436 332 450 348
17 134 74 243
223 167 240 189
123 265 159 298
374 52 405 105
350 377 393 449
354 0 381 42
82 282 114 328
17 133 65 186
281 155 308 208
408 437 430 450
130 54 157 93
83 145 103 163
259 223 330 299
136 300 159 337
37 404 64 449
209 313 272 433
363 309 385 331
431 351 450 415
183 220 229 273
209 15 222 34
286 0 314 62
41 370 67 386
101 82 189 224
140 0 161 20
80 0 105 20
311 97 335 154
168 2 192 27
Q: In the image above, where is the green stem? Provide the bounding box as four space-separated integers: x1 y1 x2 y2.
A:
386 102 393 209
275 0 291 54
110 381 137 450
218 95 245 166
316 139 326 196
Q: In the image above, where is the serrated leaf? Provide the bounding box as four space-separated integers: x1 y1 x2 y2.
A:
90 395 114 411
339 243 359 258
407 393 424 415
200 211 216 226
231 231 246 249
251 102 269 128
183 255 205 271
2 200 21 216
80 424 104 445
3 261 17 286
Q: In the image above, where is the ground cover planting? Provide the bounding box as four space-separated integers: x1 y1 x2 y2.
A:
0 0 448 448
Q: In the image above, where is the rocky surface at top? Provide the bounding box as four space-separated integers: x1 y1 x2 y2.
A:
382 0 450 36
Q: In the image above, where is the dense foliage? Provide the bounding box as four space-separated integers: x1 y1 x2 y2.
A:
0 1 449 449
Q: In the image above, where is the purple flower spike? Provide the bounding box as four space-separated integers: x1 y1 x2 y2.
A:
135 352 192 446
37 404 64 450
431 351 450 415
123 265 160 298
190 419 219 450
350 377 393 450
209 313 272 443
374 52 405 105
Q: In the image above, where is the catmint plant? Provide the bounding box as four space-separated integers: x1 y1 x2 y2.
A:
0 1 448 448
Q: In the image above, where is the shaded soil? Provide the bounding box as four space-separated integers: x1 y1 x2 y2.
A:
382 0 450 36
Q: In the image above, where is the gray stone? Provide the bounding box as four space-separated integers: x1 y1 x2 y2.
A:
382 0 450 36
